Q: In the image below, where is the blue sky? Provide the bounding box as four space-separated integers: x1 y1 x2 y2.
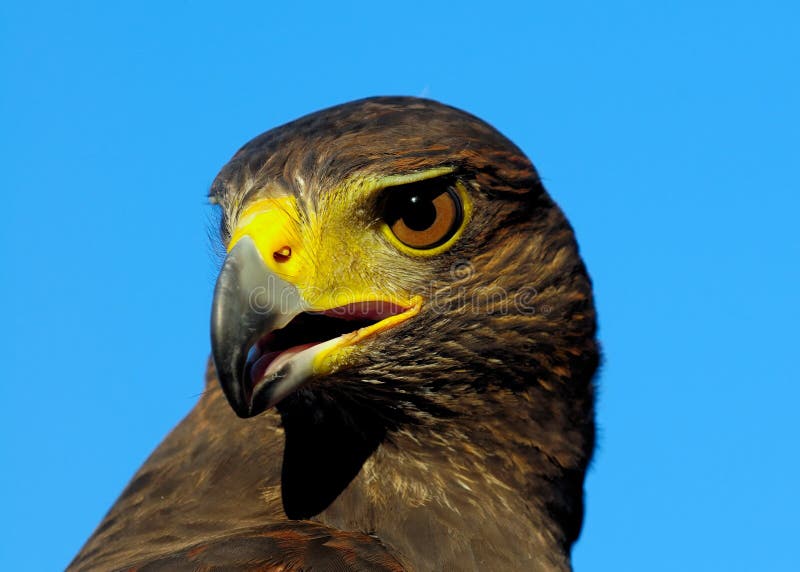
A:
1 1 798 570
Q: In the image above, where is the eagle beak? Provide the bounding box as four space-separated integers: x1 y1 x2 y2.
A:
211 196 424 419
210 236 306 417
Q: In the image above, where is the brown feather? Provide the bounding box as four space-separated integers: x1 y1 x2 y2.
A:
70 97 598 571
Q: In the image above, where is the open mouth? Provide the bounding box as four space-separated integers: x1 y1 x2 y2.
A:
211 236 424 418
244 301 412 401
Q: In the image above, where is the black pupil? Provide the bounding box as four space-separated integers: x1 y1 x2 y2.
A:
401 194 437 231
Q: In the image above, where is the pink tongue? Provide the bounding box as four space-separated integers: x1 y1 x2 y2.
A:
322 301 406 320
250 351 281 387
248 343 320 389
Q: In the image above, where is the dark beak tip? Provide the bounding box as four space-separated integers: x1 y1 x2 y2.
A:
221 385 255 419
233 405 253 419
210 355 251 418
211 237 304 419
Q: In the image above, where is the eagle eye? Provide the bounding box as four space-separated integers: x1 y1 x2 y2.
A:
382 179 464 250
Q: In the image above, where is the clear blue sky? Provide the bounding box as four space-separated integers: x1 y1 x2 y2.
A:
1 1 798 570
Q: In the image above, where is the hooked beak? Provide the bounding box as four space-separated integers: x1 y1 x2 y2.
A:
210 236 308 417
211 235 422 418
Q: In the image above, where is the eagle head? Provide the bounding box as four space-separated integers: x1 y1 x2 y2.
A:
209 95 598 544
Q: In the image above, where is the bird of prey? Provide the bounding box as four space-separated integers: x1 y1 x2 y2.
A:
70 97 599 571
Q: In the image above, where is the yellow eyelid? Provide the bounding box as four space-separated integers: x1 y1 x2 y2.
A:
370 166 457 189
345 165 457 203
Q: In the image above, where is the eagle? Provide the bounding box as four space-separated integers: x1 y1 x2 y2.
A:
70 97 599 571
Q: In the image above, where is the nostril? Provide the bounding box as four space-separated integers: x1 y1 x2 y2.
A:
273 246 292 263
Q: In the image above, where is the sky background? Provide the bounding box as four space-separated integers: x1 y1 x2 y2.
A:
1 1 798 570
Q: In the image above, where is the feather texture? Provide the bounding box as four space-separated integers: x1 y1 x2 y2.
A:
70 97 598 571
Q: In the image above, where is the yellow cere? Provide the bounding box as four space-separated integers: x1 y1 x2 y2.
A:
227 196 305 279
226 192 421 312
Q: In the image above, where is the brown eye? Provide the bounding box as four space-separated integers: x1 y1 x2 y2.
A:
383 181 463 250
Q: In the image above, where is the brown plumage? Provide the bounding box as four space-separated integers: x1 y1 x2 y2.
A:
70 97 599 571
